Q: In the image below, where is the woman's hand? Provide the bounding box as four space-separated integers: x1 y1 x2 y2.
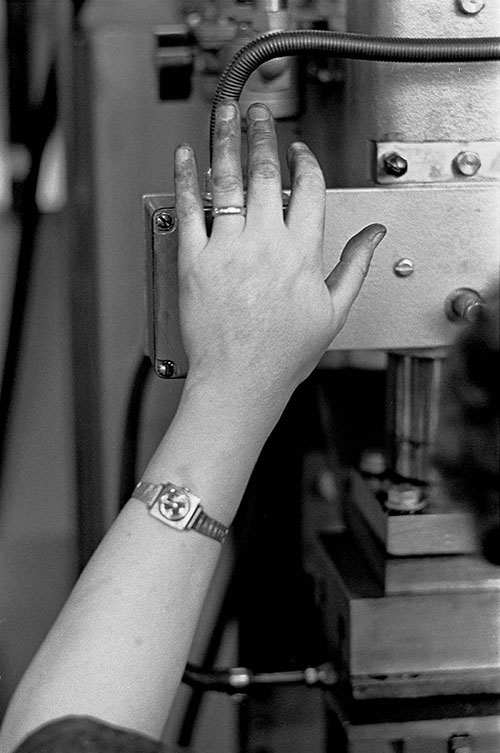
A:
175 101 385 406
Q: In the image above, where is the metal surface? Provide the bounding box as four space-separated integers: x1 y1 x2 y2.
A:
334 712 500 753
345 0 500 187
144 183 500 376
314 531 500 686
374 141 500 184
386 352 444 482
348 472 478 556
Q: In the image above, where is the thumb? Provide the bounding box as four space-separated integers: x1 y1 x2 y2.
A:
325 223 386 328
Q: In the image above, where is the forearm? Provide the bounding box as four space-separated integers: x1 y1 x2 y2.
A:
0 380 287 752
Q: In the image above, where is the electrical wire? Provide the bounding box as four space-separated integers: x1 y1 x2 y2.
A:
210 29 500 159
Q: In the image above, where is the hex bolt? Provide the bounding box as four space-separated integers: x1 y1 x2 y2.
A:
454 151 481 177
456 0 485 15
383 152 408 178
385 483 427 514
156 360 177 378
393 258 414 278
155 211 176 232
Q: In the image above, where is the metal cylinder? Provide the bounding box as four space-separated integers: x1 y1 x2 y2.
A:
344 0 500 186
386 350 446 482
220 0 299 119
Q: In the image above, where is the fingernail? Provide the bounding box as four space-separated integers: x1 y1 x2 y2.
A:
247 104 269 121
217 102 237 121
174 144 193 168
369 224 387 243
176 143 192 159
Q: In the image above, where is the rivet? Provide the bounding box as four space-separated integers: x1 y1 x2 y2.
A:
454 151 481 177
383 152 408 178
456 0 485 15
393 258 414 277
154 211 176 232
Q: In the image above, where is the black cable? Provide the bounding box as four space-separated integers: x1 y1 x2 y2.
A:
118 355 154 510
210 29 500 159
0 63 58 496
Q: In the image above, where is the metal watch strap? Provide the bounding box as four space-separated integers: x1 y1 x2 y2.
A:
132 481 228 544
190 508 229 544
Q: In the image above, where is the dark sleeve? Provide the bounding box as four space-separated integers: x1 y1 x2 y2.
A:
14 716 169 753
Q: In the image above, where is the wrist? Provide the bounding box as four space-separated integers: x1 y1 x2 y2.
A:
141 374 289 527
182 369 293 429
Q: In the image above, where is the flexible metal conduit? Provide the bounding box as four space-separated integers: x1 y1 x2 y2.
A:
209 29 500 160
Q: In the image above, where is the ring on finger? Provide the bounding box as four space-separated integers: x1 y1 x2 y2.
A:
211 205 246 218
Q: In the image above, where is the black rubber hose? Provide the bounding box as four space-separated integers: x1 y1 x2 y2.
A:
210 29 500 160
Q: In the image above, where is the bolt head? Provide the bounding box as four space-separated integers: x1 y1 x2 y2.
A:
393 258 414 277
155 211 176 232
385 483 426 513
383 152 408 178
457 0 485 14
454 151 481 176
156 360 176 378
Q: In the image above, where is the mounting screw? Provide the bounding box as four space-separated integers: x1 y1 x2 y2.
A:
456 0 485 15
393 258 414 277
454 151 481 177
383 152 408 178
156 359 177 378
448 733 473 753
154 211 176 233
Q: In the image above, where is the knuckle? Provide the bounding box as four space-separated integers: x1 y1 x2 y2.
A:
293 166 325 193
214 118 238 141
248 158 280 181
211 171 241 194
176 198 198 222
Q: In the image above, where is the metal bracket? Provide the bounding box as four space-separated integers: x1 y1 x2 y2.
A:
374 141 500 184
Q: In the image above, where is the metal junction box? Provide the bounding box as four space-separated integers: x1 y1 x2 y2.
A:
144 183 500 378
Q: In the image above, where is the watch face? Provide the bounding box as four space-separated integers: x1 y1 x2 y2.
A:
158 487 190 521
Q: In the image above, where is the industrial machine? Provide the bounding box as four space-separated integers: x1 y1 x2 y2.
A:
67 0 500 750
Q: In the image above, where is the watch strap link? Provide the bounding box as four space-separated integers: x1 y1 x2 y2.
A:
190 508 229 544
133 480 162 508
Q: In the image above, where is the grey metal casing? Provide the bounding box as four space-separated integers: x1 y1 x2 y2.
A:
144 183 500 378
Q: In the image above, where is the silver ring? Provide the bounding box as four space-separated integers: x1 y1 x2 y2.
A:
211 205 246 218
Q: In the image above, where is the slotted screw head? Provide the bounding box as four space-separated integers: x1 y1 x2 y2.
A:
155 212 176 232
393 258 414 277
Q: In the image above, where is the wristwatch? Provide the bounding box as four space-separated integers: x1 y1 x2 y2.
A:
132 480 229 544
